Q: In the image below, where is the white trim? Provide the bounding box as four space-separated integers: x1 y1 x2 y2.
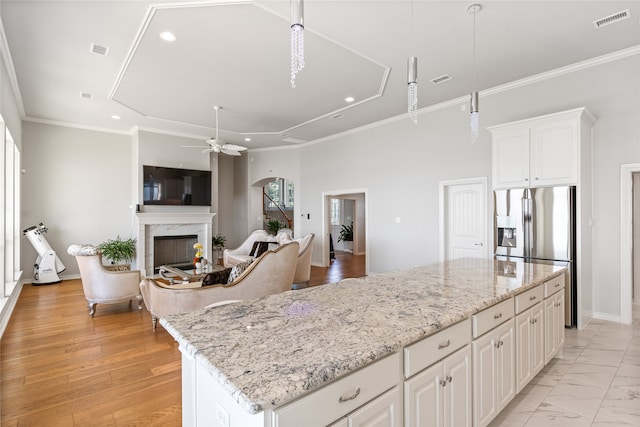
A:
0 281 23 338
321 189 368 275
0 17 25 117
592 311 621 323
23 117 133 136
438 177 489 262
620 163 640 325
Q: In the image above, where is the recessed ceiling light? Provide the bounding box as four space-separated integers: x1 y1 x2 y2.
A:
345 96 355 103
244 137 251 142
111 115 120 120
159 32 176 42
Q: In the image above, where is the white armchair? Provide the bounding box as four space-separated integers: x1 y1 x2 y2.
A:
68 244 142 317
223 229 294 267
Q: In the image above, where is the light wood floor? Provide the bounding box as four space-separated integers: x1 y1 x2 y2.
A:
0 252 365 426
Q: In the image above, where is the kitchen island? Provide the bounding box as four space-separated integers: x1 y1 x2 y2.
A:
161 257 567 427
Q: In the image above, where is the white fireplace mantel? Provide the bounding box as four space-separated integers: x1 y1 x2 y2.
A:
135 212 216 277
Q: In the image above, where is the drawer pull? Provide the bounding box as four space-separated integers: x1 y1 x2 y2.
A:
555 283 560 288
493 312 502 320
338 387 361 403
529 295 537 301
438 339 451 350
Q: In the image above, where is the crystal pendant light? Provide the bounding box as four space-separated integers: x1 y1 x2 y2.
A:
408 57 418 124
469 3 481 143
290 0 305 88
407 0 418 124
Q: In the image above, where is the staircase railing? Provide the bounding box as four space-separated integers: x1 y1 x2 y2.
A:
263 191 293 229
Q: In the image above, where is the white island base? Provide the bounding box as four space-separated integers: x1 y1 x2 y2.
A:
163 259 566 427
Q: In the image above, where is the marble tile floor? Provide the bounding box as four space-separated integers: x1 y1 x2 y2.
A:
489 305 640 426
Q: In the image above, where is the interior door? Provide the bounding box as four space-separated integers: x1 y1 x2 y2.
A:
446 182 486 260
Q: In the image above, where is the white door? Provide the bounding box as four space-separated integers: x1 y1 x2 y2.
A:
404 362 443 427
445 182 486 260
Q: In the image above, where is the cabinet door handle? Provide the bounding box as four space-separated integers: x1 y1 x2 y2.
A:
555 283 560 288
529 295 536 301
438 339 451 349
493 312 502 320
440 379 447 387
535 177 539 180
525 178 529 181
338 387 361 403
447 375 453 383
474 242 483 246
495 341 501 349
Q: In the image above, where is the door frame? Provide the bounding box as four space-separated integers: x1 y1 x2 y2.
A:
439 177 489 262
322 188 368 275
621 163 640 324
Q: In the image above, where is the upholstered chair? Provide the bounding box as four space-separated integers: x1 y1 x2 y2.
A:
67 244 142 317
223 229 272 267
292 233 315 289
140 241 299 329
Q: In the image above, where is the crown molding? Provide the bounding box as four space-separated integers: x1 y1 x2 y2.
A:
23 117 133 136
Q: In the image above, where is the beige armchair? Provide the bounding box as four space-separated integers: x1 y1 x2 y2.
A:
292 233 315 289
140 241 299 329
67 244 142 317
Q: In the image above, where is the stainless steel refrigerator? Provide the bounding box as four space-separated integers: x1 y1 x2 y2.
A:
494 186 576 327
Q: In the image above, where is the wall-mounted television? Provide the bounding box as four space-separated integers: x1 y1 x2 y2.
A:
143 165 211 206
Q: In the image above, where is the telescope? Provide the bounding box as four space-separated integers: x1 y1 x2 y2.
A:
23 223 65 284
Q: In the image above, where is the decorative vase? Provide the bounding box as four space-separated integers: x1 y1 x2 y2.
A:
195 262 203 273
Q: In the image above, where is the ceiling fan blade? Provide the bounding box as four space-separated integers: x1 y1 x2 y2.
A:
206 138 224 146
222 143 248 152
220 147 241 156
181 145 208 148
201 148 216 154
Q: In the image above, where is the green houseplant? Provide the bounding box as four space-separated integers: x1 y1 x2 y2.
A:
212 234 227 265
99 236 136 268
338 223 353 243
267 219 284 235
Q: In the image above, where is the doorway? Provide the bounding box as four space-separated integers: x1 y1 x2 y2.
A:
322 190 368 275
439 177 488 261
621 163 640 324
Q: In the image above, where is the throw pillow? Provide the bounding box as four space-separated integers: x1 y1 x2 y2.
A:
254 241 270 258
249 241 260 257
202 268 232 286
227 259 254 284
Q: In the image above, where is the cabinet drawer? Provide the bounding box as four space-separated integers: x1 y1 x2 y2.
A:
404 318 470 378
272 352 401 427
515 285 544 314
472 299 514 339
544 274 565 298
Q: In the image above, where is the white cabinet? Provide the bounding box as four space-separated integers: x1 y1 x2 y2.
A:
472 319 515 427
515 301 544 393
273 353 401 427
347 387 402 427
404 346 471 427
545 288 566 364
490 108 595 189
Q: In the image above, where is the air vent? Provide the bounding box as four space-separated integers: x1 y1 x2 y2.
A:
431 74 452 85
593 9 630 28
330 114 344 120
80 92 94 100
90 43 110 56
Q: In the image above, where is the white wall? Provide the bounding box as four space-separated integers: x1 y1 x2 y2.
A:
21 122 134 277
247 52 640 320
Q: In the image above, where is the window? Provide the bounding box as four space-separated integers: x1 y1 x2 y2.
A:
331 199 341 226
1 117 21 298
265 178 294 208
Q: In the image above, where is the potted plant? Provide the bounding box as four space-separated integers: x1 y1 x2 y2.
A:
267 219 284 235
212 234 227 265
99 236 136 270
338 222 354 253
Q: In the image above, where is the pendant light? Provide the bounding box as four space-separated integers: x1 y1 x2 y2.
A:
407 0 418 124
468 3 481 143
290 0 305 88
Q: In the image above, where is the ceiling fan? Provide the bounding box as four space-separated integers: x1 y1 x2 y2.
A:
183 106 248 156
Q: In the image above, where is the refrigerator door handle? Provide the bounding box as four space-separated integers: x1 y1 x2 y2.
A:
522 197 532 258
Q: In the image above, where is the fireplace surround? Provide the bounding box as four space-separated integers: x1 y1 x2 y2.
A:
135 212 216 277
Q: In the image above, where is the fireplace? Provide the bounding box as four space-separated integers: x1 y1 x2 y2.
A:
135 212 216 277
153 234 198 272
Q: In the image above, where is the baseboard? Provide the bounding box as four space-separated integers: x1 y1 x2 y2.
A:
0 280 24 338
592 311 622 323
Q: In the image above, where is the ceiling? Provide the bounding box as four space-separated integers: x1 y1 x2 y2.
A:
2 1 639 150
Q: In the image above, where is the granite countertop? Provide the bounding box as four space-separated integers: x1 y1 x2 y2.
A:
161 257 565 415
